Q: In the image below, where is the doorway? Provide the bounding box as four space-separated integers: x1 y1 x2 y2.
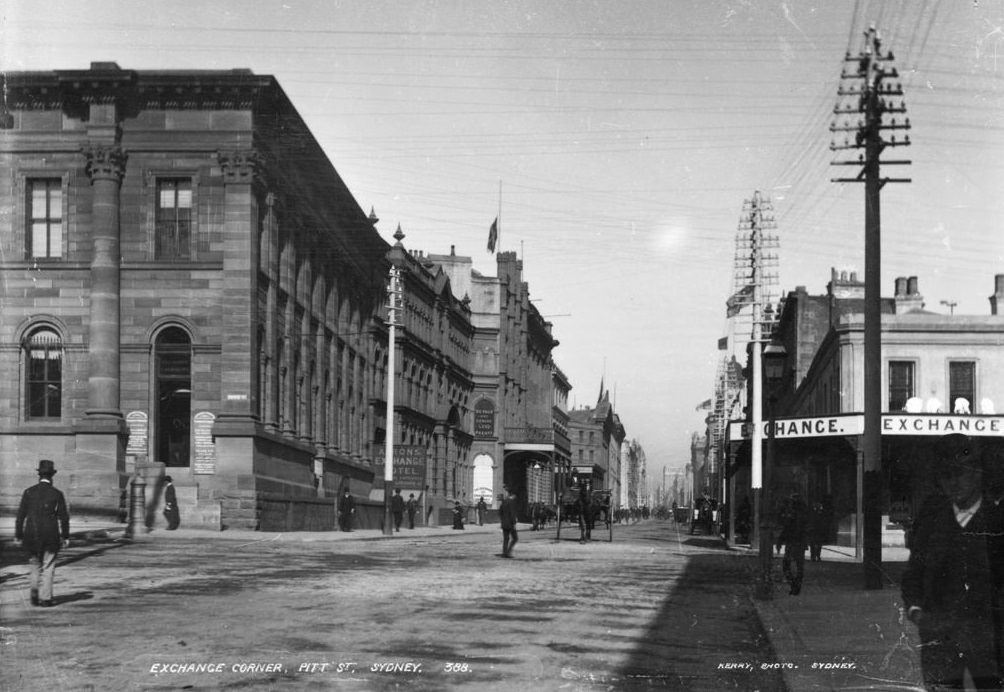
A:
155 327 191 467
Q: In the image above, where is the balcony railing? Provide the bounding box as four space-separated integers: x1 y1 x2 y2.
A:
504 425 554 444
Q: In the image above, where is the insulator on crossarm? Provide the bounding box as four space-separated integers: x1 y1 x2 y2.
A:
905 117 911 127
858 153 864 163
905 135 911 145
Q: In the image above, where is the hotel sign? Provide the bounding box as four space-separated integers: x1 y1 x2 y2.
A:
729 414 1004 440
882 414 1004 436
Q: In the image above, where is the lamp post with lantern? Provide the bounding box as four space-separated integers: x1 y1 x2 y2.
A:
756 341 787 600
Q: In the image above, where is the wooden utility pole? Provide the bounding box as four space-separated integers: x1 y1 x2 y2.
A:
830 25 911 590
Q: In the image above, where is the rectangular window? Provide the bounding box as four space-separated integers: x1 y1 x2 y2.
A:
155 179 192 260
27 179 63 258
888 361 915 412
949 361 976 413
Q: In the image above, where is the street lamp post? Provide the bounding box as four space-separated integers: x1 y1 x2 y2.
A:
383 225 407 537
756 342 787 600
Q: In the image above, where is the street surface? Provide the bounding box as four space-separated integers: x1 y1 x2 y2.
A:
1 521 786 691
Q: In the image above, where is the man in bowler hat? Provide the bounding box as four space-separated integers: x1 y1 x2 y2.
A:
163 476 180 530
902 433 1004 689
14 459 71 607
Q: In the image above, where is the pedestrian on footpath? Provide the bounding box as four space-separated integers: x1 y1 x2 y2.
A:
776 492 808 595
338 487 356 532
902 433 1004 690
452 501 465 530
807 500 826 561
406 493 418 529
476 497 487 526
391 488 405 532
499 489 518 558
14 459 71 608
162 476 180 530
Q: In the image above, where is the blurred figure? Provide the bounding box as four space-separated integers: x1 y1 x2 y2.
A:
902 434 1004 690
338 488 355 532
162 476 180 530
499 488 518 558
807 500 827 561
406 493 418 529
777 492 808 595
391 488 405 532
452 501 465 530
476 496 487 526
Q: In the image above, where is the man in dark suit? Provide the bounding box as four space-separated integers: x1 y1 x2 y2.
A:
14 459 71 607
902 433 1004 689
163 476 180 530
338 487 356 532
390 488 405 532
499 488 518 558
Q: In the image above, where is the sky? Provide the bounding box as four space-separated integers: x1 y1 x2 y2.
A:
3 0 1003 491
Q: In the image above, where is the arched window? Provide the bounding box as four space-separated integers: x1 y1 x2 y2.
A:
155 327 192 467
25 327 62 419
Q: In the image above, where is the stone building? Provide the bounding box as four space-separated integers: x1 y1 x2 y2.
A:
568 387 625 503
0 63 475 530
430 250 569 520
729 269 1004 552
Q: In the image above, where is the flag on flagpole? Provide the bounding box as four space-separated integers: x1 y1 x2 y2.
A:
487 217 498 253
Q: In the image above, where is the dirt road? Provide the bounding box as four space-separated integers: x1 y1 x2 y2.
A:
1 521 783 691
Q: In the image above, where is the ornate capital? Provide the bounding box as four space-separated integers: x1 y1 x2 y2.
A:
218 149 263 186
82 144 127 184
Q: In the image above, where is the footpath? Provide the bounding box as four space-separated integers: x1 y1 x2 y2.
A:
744 542 926 692
0 517 926 691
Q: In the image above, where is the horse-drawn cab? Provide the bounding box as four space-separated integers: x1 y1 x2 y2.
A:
556 483 613 542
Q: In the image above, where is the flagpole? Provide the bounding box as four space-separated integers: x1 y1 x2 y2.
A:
497 179 502 251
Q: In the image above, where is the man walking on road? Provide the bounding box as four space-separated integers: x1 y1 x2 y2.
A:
902 433 1004 690
499 488 518 558
14 459 71 607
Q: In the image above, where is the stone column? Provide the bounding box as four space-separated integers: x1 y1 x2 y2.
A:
83 144 126 418
210 149 264 531
74 143 130 515
215 149 261 428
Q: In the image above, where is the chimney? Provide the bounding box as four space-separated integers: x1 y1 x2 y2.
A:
990 274 1004 315
894 277 907 297
895 275 924 314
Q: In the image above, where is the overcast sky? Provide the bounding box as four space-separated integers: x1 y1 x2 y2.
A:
4 1 1003 489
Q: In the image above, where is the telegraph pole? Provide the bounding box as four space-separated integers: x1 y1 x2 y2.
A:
735 191 779 599
830 25 911 590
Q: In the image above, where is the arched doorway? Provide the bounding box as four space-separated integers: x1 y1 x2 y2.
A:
472 454 494 504
155 327 192 467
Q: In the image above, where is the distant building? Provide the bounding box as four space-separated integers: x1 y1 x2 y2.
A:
428 250 568 521
620 438 647 509
568 387 625 504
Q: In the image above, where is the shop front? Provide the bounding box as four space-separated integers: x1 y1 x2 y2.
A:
727 412 1004 557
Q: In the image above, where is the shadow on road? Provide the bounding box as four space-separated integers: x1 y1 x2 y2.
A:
616 537 786 690
0 533 130 583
